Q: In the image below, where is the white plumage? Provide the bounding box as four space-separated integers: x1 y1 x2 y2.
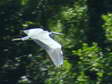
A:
23 28 63 67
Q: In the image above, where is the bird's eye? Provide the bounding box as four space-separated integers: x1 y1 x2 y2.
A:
49 34 55 38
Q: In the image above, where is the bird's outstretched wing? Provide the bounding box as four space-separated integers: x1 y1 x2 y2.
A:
33 38 63 67
46 47 63 66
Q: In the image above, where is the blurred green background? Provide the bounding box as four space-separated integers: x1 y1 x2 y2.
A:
0 0 112 84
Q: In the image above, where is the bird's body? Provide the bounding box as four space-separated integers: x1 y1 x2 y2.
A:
23 28 63 67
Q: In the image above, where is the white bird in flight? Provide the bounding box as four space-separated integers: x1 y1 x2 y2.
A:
13 28 63 67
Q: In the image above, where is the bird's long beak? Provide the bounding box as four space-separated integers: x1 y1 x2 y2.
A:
50 32 64 35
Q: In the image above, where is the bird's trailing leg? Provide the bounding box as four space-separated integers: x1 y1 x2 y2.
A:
12 36 30 41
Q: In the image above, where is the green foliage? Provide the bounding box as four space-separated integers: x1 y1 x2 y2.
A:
48 0 88 49
45 60 74 84
72 43 112 84
72 43 104 84
20 0 29 5
73 43 103 71
102 13 112 41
